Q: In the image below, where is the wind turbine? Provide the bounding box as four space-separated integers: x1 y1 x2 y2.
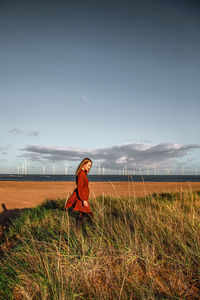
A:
43 166 46 175
122 167 124 175
193 167 198 175
97 165 100 175
24 159 27 175
165 167 171 175
52 165 56 175
17 166 20 174
21 162 24 175
125 165 128 175
154 166 157 175
64 161 68 175
146 165 150 175
181 166 184 176
165 167 168 175
102 167 105 175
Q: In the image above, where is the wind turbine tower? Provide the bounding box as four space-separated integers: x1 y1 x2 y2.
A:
146 166 150 175
24 159 27 175
154 166 157 175
64 161 68 175
125 165 128 175
52 165 56 175
43 167 46 175
194 167 198 175
98 165 101 175
181 166 184 176
21 162 24 175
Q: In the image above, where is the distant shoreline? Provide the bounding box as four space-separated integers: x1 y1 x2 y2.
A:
0 174 200 182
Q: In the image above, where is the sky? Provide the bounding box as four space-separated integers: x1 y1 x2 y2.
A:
0 0 200 174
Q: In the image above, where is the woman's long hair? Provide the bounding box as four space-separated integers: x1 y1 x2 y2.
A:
75 158 92 176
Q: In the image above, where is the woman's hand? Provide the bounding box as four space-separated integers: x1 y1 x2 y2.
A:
83 200 88 207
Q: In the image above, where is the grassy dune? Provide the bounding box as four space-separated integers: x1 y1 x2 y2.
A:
0 191 200 299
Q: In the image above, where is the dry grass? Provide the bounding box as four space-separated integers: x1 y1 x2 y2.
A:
0 191 200 299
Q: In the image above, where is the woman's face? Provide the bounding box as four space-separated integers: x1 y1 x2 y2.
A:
83 161 92 174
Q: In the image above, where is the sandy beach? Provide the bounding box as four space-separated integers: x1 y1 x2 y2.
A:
0 181 200 213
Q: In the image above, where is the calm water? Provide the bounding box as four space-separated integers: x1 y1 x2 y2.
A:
0 174 200 182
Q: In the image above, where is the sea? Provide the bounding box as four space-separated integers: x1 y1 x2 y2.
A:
0 174 200 182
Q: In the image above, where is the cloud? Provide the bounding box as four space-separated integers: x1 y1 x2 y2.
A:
19 142 200 170
0 146 11 156
8 128 24 135
28 130 40 136
8 128 40 136
0 146 10 151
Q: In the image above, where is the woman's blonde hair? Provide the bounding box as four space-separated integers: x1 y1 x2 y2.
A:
75 158 92 176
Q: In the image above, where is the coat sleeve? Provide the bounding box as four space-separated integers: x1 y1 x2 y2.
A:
77 172 86 202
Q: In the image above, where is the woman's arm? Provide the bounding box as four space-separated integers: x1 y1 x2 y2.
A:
77 172 88 206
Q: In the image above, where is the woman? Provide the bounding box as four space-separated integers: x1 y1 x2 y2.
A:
65 158 93 218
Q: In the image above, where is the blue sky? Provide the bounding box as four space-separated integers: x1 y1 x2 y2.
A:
0 0 200 174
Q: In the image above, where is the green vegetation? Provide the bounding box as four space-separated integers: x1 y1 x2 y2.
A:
0 191 200 299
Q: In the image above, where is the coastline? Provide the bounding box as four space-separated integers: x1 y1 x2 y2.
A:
0 181 200 213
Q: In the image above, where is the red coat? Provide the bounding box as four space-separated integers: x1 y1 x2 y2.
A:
65 170 92 213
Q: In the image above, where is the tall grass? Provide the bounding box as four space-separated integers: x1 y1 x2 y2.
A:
0 191 200 299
